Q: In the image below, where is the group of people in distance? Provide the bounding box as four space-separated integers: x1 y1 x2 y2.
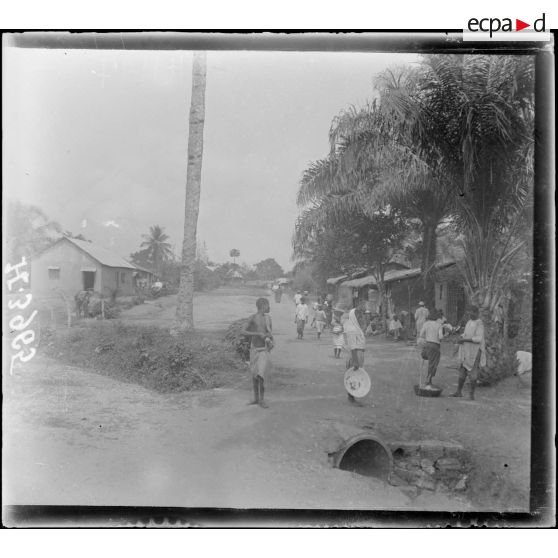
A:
241 289 487 409
292 290 335 341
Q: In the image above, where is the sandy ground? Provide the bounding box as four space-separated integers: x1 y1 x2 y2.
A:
3 287 531 512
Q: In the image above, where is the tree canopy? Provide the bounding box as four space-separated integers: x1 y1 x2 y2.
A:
293 53 534 375
254 258 284 280
294 54 533 312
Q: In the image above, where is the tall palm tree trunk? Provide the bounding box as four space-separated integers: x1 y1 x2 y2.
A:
175 52 207 332
420 220 438 310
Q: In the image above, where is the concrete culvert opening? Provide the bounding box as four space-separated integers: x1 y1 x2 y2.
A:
337 437 392 481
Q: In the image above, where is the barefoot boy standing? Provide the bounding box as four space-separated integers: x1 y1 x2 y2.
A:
242 298 273 408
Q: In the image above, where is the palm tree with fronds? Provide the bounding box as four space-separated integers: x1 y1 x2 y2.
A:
420 55 534 369
140 225 174 277
295 55 533 365
386 57 533 293
370 54 534 373
297 89 454 308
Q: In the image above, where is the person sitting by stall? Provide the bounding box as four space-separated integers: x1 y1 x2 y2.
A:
388 314 403 341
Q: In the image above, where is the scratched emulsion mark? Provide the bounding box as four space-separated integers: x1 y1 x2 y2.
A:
5 256 38 374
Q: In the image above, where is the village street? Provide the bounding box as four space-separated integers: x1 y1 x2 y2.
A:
3 288 531 512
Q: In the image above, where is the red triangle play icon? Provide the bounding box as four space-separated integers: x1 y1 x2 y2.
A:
516 19 530 31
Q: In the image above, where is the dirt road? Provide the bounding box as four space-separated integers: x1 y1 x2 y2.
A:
3 288 530 511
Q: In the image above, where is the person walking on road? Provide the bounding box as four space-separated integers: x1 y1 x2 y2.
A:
273 284 282 303
295 296 309 339
343 306 367 404
294 290 302 306
449 305 486 400
324 293 334 328
242 297 274 408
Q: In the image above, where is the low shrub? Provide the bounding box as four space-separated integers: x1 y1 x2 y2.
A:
43 322 245 393
85 297 121 319
115 295 144 310
103 304 122 319
224 317 251 361
478 345 520 386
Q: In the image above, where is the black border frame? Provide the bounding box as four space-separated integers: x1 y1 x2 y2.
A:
2 30 555 528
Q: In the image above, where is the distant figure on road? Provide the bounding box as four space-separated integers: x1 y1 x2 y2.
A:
242 297 274 409
272 284 282 303
324 293 334 328
313 305 327 340
343 307 367 405
450 305 486 401
331 308 345 358
418 309 444 389
295 296 309 339
294 290 302 306
414 301 429 338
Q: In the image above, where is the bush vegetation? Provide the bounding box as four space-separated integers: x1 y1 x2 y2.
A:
42 322 245 393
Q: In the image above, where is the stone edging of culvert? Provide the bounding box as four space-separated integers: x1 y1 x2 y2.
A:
388 440 471 493
328 430 472 496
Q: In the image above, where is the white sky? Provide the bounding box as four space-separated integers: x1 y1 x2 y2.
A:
3 46 419 270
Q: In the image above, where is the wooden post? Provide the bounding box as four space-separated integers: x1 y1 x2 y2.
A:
101 299 105 320
58 290 72 329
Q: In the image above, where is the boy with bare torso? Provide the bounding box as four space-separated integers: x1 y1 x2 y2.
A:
242 298 273 408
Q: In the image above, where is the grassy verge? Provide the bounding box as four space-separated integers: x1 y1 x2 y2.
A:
41 321 246 393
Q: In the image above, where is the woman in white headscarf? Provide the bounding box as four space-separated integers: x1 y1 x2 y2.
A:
343 307 366 404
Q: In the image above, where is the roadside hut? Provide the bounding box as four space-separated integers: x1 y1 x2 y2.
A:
337 261 412 312
383 262 464 325
336 261 466 326
326 274 348 301
225 269 244 285
30 236 138 299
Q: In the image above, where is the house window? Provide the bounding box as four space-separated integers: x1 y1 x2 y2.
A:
120 272 126 283
48 268 60 280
